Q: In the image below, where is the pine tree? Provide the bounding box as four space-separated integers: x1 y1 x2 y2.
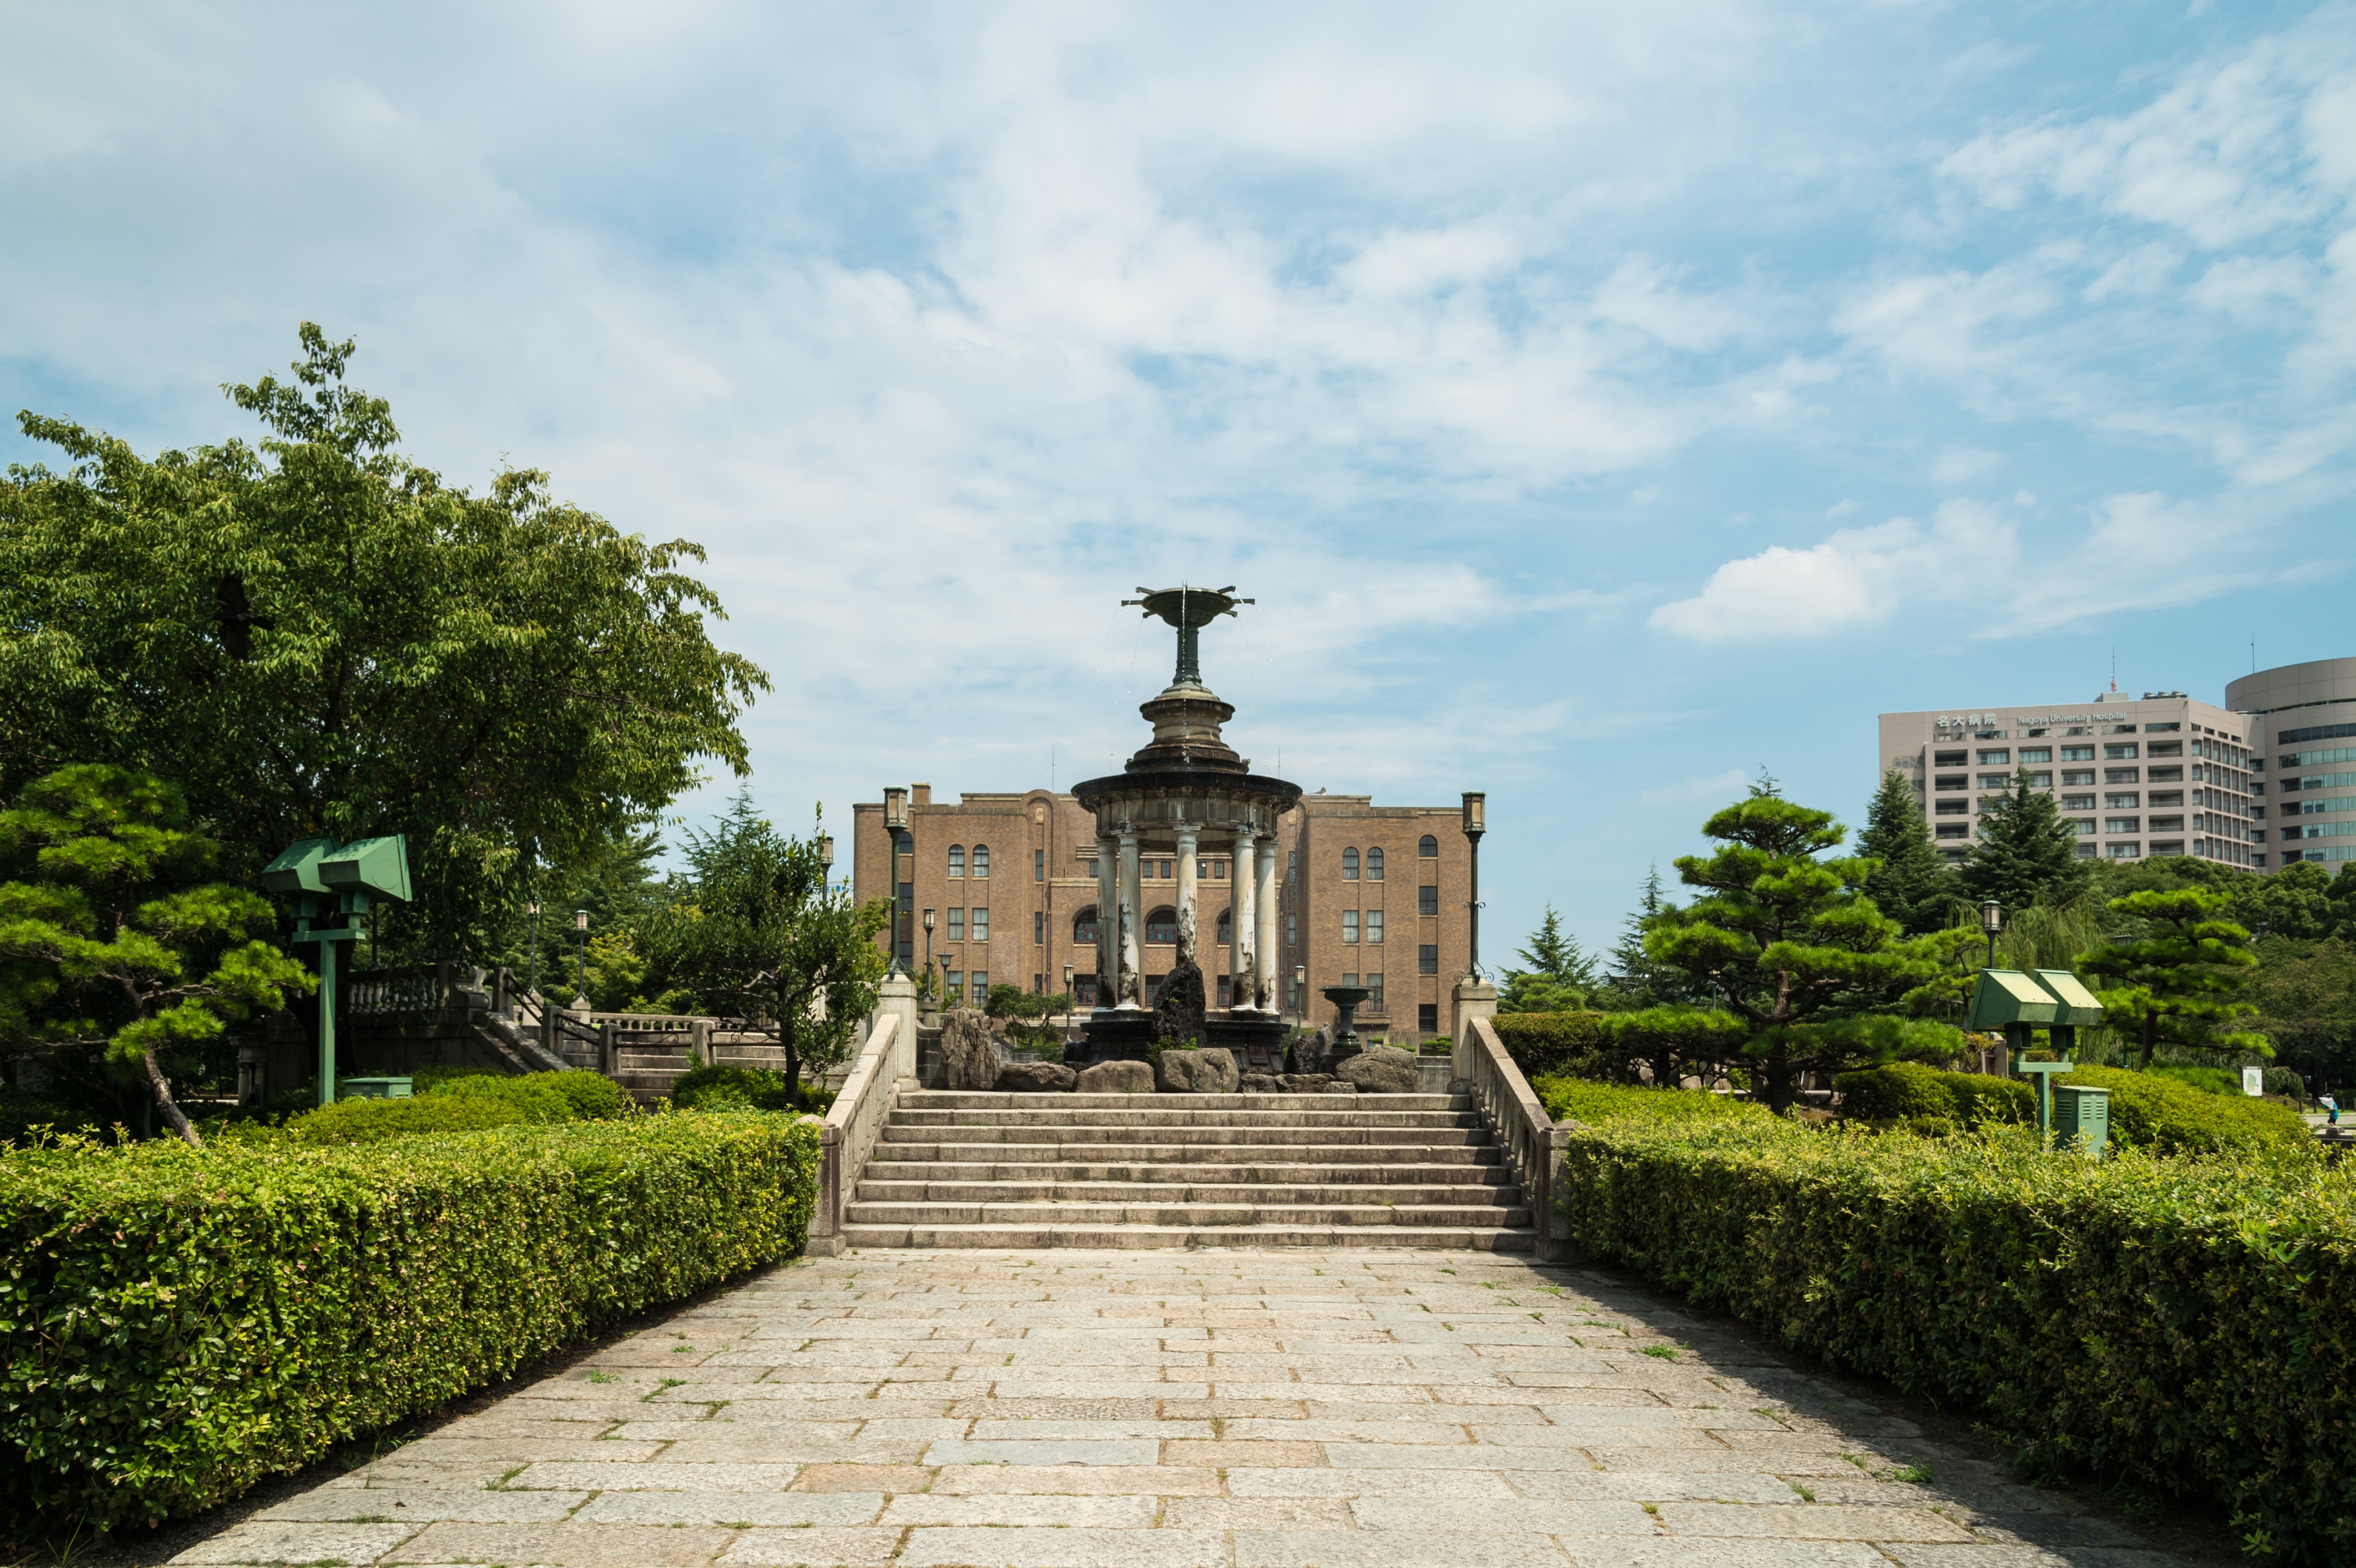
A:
1497 905 1600 1014
1600 863 1694 1011
2080 888 2268 1069
1960 769 2091 912
1858 768 1961 935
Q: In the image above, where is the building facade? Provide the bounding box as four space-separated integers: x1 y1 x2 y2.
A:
851 785 1477 1043
1878 693 2261 868
2226 656 2356 868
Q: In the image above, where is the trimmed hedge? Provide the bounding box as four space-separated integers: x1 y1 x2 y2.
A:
0 1112 820 1533
2060 1064 2312 1156
669 1064 837 1116
227 1069 633 1147
1835 1063 2034 1133
1557 1117 2352 1561
1534 1078 1774 1129
1492 1011 1609 1079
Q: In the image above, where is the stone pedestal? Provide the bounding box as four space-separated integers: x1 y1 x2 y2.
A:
1450 975 1497 1088
875 972 920 1083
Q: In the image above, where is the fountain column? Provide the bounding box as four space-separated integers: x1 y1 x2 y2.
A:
1174 823 1200 967
1232 833 1259 1013
1254 831 1280 1011
1117 826 1144 1010
1094 831 1119 1010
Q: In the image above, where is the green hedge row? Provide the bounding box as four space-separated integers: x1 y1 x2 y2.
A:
1534 1076 1773 1129
670 1063 838 1116
222 1070 634 1147
1556 1107 2352 1562
0 1112 820 1534
2060 1065 2312 1156
1835 1063 2034 1133
1492 1011 1609 1079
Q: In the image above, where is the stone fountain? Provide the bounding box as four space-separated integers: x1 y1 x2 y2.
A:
1073 586 1302 1064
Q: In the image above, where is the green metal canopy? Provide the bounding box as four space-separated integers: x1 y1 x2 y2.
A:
2031 968 2104 1026
320 835 413 904
1966 968 2058 1030
260 836 339 896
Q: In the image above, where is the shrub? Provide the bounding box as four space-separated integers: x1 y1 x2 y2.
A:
0 1113 819 1534
2150 1064 2241 1097
1492 1011 1609 1079
669 1063 836 1116
1534 1078 1774 1129
1835 1064 2034 1133
2061 1064 2311 1156
240 1070 630 1147
0 1089 102 1145
1556 1116 2348 1561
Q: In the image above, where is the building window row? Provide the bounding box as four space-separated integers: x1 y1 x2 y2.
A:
945 844 990 878
1341 847 1386 881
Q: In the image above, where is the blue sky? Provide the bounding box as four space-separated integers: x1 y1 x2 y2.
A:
5 1 2353 968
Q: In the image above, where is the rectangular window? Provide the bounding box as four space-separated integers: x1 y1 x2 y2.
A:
1342 911 1359 944
1034 848 1044 881
2106 768 2140 784
1418 885 1438 915
2069 819 2095 835
2105 818 2141 835
2147 766 2183 782
1034 974 1043 994
945 970 962 999
2028 772 2053 788
2147 722 2180 732
1367 911 1384 944
970 974 987 1004
2107 842 2143 859
1288 851 1298 883
2019 747 2053 763
2149 816 2185 832
1368 972 1385 1010
1074 974 1098 1006
2105 724 2139 735
1418 1003 1439 1033
2106 793 2140 809
1977 749 2011 765
1034 910 1044 944
2062 746 2096 762
947 908 964 940
1935 800 1968 815
2062 769 2094 786
2062 794 2096 811
1934 775 1967 791
1286 912 1298 947
2105 743 2139 760
1088 858 1099 878
971 907 988 941
1936 823 1970 839
1977 773 2010 790
1935 749 1968 766
2146 741 2183 757
1216 975 1231 1008
1418 944 1438 975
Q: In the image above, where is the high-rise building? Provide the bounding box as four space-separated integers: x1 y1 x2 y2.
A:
2228 656 2356 868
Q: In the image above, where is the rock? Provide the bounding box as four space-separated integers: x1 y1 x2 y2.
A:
1321 1081 1359 1093
939 1008 1001 1091
1287 1027 1332 1075
1239 1071 1281 1093
1336 1044 1419 1094
1153 961 1207 1049
998 1061 1076 1093
1277 1073 1333 1094
1074 1058 1154 1095
1157 1046 1239 1094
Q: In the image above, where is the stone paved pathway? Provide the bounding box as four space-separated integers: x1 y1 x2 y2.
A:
174 1250 2183 1568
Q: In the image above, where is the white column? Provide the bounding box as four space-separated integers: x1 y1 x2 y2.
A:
1094 830 1119 1011
1174 823 1200 968
1254 832 1279 1011
1232 834 1259 1013
1117 827 1144 1010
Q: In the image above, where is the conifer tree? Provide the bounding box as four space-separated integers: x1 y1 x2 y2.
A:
2079 887 2269 1069
1497 905 1599 1014
1600 863 1696 1011
1960 769 2091 912
1858 768 1960 935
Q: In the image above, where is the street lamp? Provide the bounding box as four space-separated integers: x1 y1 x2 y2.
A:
1980 899 2004 968
1293 963 1306 1028
1063 962 1076 1045
571 909 591 1010
1462 792 1488 978
884 786 912 974
818 833 836 895
525 898 542 1000
922 907 937 1007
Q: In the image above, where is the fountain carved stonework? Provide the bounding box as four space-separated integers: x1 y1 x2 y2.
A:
1073 587 1302 1063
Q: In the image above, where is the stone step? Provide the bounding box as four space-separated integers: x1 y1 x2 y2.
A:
863 1160 1512 1186
857 1180 1521 1207
839 1222 1538 1252
889 1107 1480 1129
908 1091 1465 1112
843 1200 1533 1227
879 1123 1491 1147
878 1142 1504 1167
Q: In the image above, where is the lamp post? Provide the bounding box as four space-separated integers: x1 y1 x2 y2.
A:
884 786 912 974
818 834 836 895
1981 899 2004 968
1293 964 1306 1028
1461 792 1488 978
922 907 937 1008
525 898 542 1000
1063 962 1075 1046
571 909 590 1010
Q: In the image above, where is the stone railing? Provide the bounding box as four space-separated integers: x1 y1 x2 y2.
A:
1467 1015 1572 1261
804 1011 902 1258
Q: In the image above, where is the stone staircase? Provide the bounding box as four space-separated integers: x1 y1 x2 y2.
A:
843 1090 1537 1251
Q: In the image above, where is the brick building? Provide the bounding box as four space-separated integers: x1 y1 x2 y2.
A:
851 785 1477 1043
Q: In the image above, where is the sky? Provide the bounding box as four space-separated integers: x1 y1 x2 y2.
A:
4 1 2354 967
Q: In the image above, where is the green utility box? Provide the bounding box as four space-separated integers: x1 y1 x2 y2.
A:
2053 1083 2109 1155
341 1077 413 1099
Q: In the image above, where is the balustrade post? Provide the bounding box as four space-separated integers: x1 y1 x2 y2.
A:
600 1022 618 1077
692 1018 714 1067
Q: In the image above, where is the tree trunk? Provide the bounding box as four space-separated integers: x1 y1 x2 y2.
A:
779 983 802 1111
141 1047 204 1149
2138 1014 2156 1070
1761 1053 1796 1116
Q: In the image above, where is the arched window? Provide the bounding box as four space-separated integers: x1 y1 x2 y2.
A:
971 844 990 878
1418 834 1439 858
947 845 965 878
1074 906 1098 944
1342 848 1360 880
1145 906 1177 945
1216 909 1232 946
1366 848 1384 881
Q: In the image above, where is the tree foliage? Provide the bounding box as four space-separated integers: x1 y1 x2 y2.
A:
635 794 889 1095
2079 887 2268 1069
1636 781 1969 1113
1858 768 1960 935
2246 936 2356 1089
1960 770 2091 912
0 766 311 1145
1498 904 1599 1014
0 325 769 957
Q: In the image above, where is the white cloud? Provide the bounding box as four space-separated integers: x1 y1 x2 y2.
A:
1931 446 2002 483
1640 768 1751 806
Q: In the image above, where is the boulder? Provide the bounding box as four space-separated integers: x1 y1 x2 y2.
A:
998 1061 1076 1093
1157 1046 1239 1094
1321 1081 1360 1093
1075 1058 1154 1095
1277 1073 1333 1094
1239 1071 1282 1094
1153 961 1208 1049
1336 1044 1419 1094
939 1007 1001 1091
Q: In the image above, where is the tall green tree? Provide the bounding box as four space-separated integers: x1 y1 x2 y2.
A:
1858 768 1960 935
636 795 891 1095
1960 770 2092 913
2079 887 2269 1070
1598 862 1700 1012
2246 936 2356 1089
0 766 311 1145
1498 905 1600 1014
0 325 769 955
1636 782 1968 1113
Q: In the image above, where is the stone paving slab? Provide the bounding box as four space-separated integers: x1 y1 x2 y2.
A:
165 1248 2192 1567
